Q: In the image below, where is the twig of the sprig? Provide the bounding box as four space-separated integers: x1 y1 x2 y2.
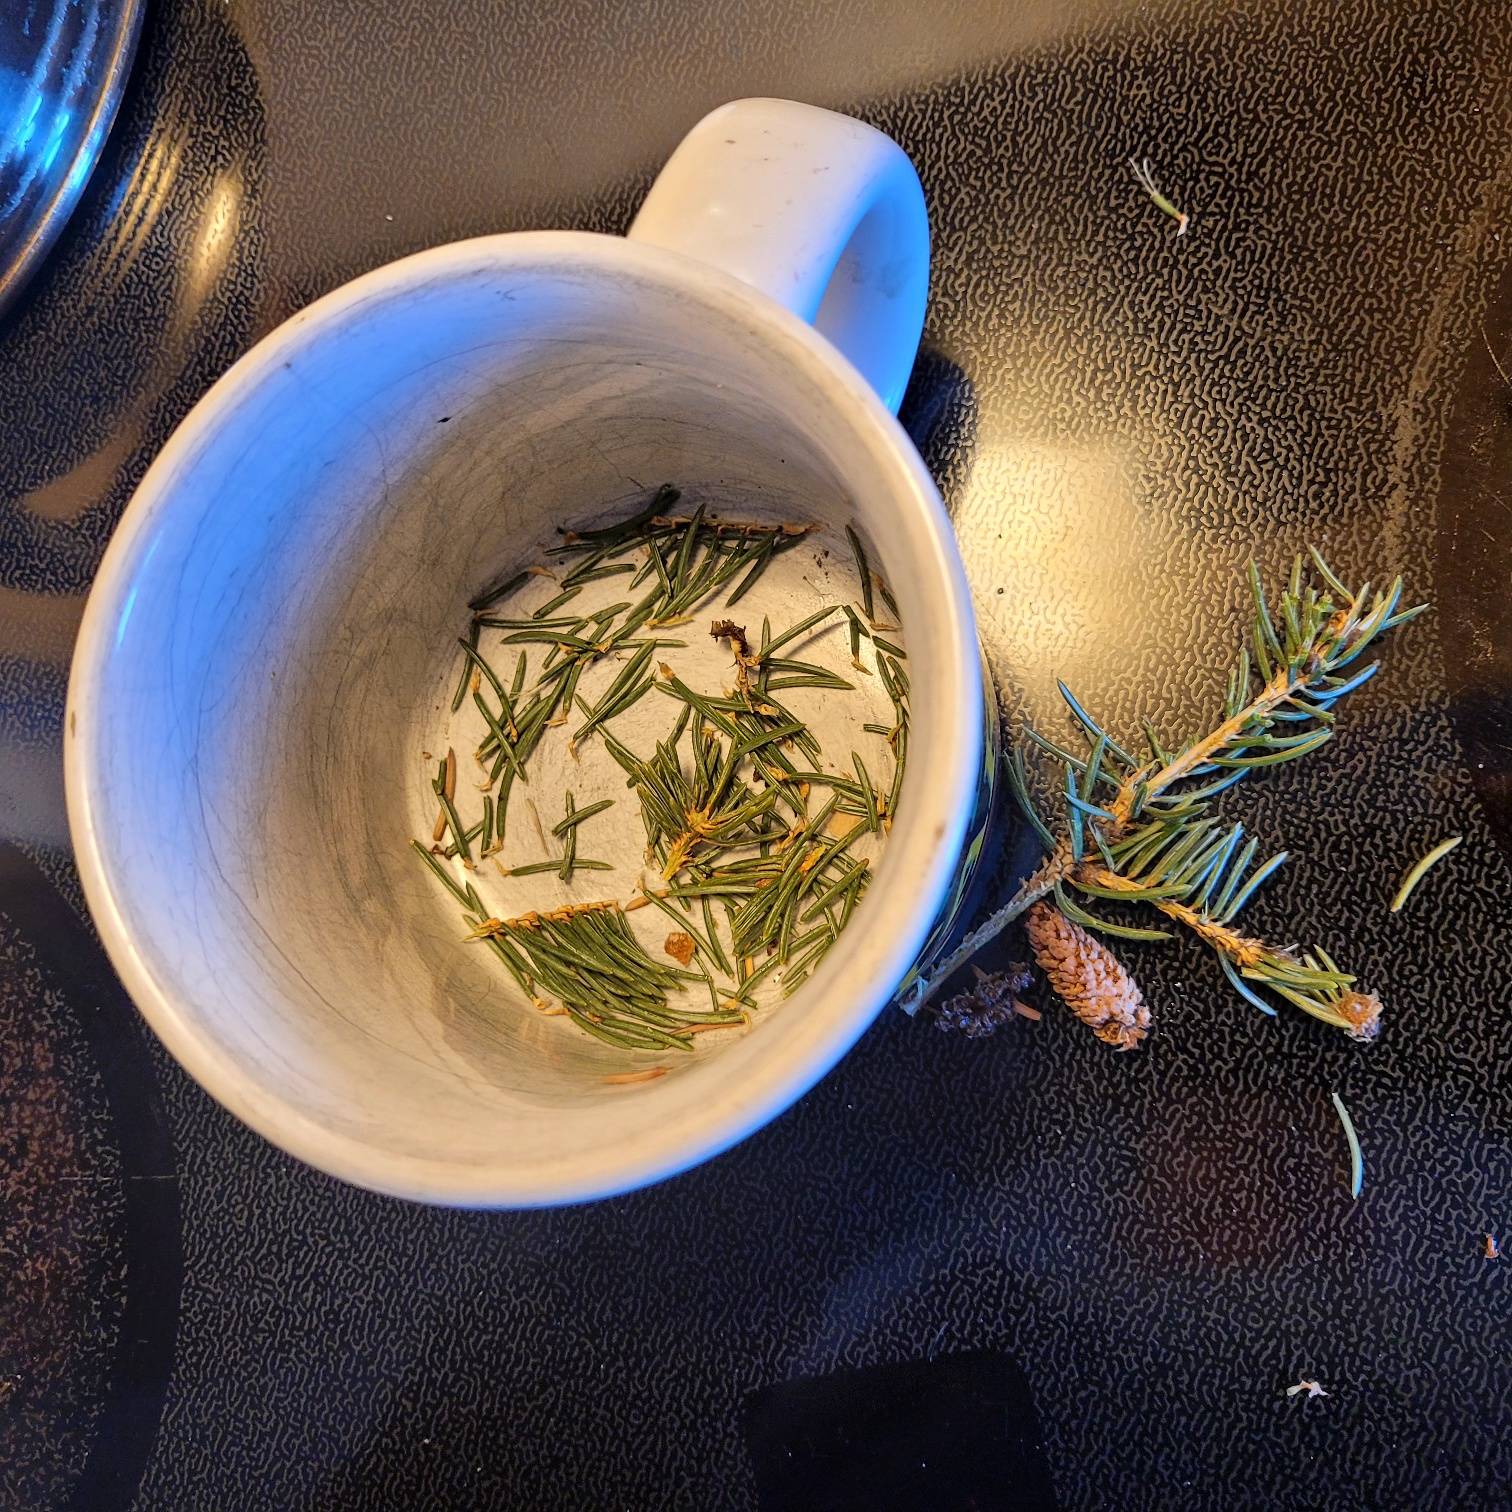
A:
1067 859 1381 1038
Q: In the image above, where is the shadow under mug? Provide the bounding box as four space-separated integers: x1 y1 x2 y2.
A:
66 98 996 1205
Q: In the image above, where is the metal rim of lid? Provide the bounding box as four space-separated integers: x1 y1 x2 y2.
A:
0 0 144 319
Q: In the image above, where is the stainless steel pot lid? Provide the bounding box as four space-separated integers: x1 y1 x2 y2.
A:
0 0 142 317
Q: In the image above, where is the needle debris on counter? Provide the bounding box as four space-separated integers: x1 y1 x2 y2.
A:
930 963 1035 1038
1389 834 1462 913
1129 155 1190 236
1331 1091 1364 1200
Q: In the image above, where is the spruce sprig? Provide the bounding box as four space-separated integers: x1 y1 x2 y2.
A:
904 549 1424 1035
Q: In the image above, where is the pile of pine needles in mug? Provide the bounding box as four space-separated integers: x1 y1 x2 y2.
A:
907 549 1426 1053
413 485 908 1060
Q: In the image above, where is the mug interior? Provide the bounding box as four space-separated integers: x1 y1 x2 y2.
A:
67 233 980 1203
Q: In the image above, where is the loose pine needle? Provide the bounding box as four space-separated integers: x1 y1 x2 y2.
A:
1485 329 1512 390
1389 835 1462 913
1129 155 1189 236
845 524 875 623
1331 1091 1364 1199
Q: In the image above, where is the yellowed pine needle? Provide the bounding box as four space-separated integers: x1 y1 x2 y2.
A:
1390 835 1462 912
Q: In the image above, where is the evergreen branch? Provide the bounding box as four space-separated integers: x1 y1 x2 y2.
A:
905 548 1421 1030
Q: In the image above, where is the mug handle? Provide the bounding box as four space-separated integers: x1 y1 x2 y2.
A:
628 97 929 414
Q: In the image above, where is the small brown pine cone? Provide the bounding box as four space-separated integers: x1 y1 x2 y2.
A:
1025 901 1151 1050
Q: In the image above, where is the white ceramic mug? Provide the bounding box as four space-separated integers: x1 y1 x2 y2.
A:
66 98 987 1206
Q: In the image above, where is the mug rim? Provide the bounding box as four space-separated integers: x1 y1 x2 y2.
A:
65 230 984 1205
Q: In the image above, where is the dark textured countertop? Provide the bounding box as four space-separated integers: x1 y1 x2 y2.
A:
4 1 1512 1506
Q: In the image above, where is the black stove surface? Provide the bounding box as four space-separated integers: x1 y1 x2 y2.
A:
4 1 1512 1507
